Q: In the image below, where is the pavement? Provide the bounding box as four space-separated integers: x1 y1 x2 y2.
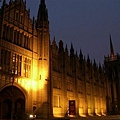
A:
34 115 120 120
68 115 120 120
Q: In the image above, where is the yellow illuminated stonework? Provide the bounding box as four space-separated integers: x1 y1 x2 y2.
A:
0 0 108 119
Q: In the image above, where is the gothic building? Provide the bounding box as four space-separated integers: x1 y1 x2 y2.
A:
0 0 107 119
104 35 120 115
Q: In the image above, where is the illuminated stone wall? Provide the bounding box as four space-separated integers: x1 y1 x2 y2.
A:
0 0 107 119
51 40 107 117
0 0 50 117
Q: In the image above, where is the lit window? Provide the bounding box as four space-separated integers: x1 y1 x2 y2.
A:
53 95 61 107
23 58 31 78
12 53 22 75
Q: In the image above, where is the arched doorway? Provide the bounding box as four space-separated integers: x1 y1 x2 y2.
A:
0 86 25 119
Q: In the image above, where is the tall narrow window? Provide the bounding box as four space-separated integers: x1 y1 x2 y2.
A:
23 58 31 78
12 53 16 74
18 55 22 76
6 26 9 41
53 95 61 107
67 80 73 91
15 12 19 21
3 24 6 39
14 30 17 44
21 33 24 47
10 27 13 42
26 36 29 48
17 31 20 45
24 35 26 48
1 49 5 71
28 37 30 49
6 51 10 72
19 33 22 46
20 14 23 24
12 53 22 76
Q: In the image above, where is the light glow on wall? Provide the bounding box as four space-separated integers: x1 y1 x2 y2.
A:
16 59 49 91
17 77 47 92
31 80 37 91
53 107 62 117
79 109 87 117
95 109 101 116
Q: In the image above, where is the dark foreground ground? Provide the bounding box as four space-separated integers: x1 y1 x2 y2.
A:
1 115 120 120
70 115 120 120
33 116 120 120
41 115 120 120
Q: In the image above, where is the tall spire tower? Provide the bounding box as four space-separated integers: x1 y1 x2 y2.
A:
109 34 115 60
36 0 50 117
36 0 49 28
36 0 49 59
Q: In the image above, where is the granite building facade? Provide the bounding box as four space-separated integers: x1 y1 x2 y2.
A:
0 0 107 119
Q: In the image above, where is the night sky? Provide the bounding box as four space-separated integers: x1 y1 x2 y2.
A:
1 0 120 64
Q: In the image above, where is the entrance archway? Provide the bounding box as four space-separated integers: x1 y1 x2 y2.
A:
0 85 25 119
